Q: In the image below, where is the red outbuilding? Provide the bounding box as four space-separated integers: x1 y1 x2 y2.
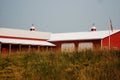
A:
0 28 55 53
0 27 120 53
49 30 120 52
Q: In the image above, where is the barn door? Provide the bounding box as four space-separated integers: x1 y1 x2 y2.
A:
61 43 75 52
78 42 93 51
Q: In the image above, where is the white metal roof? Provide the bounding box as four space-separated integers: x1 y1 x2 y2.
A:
49 30 120 41
0 28 51 40
0 38 55 46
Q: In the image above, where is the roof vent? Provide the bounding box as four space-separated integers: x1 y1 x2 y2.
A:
91 23 96 31
30 24 36 31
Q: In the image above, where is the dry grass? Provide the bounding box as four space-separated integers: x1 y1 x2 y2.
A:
0 50 120 80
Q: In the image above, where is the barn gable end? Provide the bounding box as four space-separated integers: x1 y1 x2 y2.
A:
102 31 120 50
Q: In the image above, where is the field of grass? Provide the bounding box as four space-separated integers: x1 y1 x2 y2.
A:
0 50 120 80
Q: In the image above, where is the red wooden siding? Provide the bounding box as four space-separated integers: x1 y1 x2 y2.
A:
1 43 52 54
102 31 120 49
50 39 101 51
0 36 46 41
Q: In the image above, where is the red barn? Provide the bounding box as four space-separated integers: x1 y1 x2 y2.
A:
0 28 55 53
0 27 120 53
49 30 120 52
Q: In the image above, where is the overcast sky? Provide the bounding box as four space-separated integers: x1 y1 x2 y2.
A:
0 0 120 32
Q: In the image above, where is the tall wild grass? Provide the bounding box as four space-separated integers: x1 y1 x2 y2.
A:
0 50 120 80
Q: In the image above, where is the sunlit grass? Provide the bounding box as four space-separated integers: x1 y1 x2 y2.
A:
0 50 120 80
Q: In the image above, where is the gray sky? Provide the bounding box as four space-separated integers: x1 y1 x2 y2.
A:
0 0 120 32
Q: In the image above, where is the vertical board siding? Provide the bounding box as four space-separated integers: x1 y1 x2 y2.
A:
102 31 120 49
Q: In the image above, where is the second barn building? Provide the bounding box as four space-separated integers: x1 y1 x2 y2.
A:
49 29 120 52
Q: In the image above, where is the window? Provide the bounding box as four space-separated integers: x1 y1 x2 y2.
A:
78 42 93 50
61 43 75 52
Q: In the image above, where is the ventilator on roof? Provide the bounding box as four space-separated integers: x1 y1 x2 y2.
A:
30 24 36 31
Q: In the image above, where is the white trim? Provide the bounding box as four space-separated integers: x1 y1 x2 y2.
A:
0 38 55 46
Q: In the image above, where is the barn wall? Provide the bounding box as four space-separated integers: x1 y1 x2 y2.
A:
102 31 120 49
50 40 101 52
0 43 53 54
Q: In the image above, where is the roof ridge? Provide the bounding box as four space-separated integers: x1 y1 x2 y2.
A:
51 29 120 35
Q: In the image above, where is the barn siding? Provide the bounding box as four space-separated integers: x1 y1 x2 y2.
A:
102 31 120 49
50 39 101 51
0 43 53 54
